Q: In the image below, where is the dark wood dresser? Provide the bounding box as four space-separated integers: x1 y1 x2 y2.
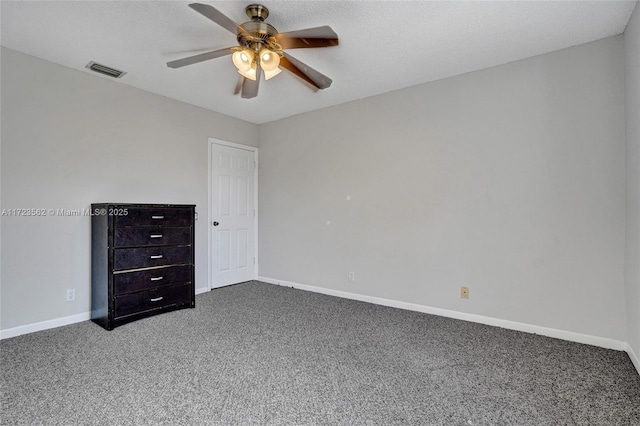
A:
91 203 195 330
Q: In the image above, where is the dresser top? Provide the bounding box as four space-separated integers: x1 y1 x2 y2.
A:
91 203 195 208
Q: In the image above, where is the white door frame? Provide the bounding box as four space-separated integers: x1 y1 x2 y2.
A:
208 138 259 290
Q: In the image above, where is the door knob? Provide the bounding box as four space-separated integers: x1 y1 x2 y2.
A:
213 221 219 226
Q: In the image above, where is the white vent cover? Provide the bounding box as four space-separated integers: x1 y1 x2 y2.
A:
85 61 126 78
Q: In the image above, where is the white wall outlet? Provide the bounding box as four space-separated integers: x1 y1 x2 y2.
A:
461 286 469 299
66 288 75 302
348 272 355 282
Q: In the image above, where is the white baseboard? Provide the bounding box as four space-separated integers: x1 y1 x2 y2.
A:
3 279 637 377
0 311 91 340
258 276 629 352
1 289 209 340
628 344 640 376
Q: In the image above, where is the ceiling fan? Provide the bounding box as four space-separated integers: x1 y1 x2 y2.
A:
167 3 339 99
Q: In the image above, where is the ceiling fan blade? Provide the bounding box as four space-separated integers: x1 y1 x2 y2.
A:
275 26 339 49
241 62 262 99
234 76 244 95
167 47 234 69
280 52 332 90
188 3 242 35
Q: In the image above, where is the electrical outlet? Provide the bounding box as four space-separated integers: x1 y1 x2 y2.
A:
348 272 355 282
460 286 469 299
66 289 75 302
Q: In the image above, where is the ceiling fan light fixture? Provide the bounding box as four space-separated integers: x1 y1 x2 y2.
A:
264 67 282 80
232 49 254 72
259 48 280 72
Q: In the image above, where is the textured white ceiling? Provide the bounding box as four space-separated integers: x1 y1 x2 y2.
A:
1 1 636 124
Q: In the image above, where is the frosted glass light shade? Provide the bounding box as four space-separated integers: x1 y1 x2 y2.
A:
259 49 280 72
264 67 282 80
232 49 254 72
238 62 257 81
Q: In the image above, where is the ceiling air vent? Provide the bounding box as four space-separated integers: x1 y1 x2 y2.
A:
85 61 126 78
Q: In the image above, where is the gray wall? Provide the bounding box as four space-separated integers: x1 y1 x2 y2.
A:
258 36 627 341
625 4 640 361
0 47 258 330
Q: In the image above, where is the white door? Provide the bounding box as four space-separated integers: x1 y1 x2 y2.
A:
210 142 256 288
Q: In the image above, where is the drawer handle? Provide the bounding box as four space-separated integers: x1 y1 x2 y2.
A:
150 234 163 238
150 255 164 259
150 276 164 281
151 215 164 220
150 297 164 302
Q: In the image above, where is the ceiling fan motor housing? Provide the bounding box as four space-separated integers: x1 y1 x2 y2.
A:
237 5 281 51
237 21 279 49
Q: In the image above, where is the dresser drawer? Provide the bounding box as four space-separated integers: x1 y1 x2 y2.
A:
114 284 191 319
115 207 193 227
113 246 191 270
114 227 191 248
113 265 192 295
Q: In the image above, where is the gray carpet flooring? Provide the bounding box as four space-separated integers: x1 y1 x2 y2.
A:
1 281 639 425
